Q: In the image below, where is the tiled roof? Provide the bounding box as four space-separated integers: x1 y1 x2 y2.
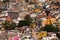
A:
8 12 19 19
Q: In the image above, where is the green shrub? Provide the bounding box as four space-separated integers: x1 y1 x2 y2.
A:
44 25 59 32
3 21 17 30
18 14 32 27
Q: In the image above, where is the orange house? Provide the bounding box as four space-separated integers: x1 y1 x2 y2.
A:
45 15 56 25
42 15 56 26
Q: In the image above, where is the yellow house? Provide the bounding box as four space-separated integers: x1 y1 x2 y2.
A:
30 22 36 28
41 31 47 38
37 31 47 39
34 8 41 12
37 32 42 38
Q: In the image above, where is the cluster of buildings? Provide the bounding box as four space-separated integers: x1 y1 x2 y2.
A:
0 0 60 40
0 0 60 27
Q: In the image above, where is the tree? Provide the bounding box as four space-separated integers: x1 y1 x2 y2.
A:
18 20 31 27
18 14 32 27
25 0 29 2
30 1 35 4
44 25 59 32
3 21 17 30
0 8 2 13
3 0 9 3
